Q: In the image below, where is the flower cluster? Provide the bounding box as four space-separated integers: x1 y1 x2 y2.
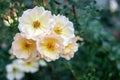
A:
11 6 79 62
6 59 47 80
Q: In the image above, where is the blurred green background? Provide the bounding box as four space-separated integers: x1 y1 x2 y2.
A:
0 0 120 80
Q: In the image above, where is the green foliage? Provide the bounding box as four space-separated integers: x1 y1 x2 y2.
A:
0 0 120 80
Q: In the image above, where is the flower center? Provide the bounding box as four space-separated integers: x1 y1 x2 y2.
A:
33 20 40 29
46 41 55 51
26 62 32 65
13 67 17 73
22 40 35 50
54 26 62 34
24 42 30 50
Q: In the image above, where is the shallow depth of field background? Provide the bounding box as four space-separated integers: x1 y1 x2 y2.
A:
0 0 120 80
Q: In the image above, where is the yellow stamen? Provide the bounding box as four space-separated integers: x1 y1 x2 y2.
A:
13 68 17 72
46 41 55 51
42 38 58 52
33 20 40 29
25 62 32 65
22 39 35 50
54 26 62 34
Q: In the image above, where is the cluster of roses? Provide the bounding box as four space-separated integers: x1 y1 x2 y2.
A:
11 6 79 62
6 59 47 80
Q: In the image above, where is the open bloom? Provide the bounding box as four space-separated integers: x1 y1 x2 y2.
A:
52 15 75 45
6 63 24 80
37 34 64 61
12 33 37 60
60 37 79 60
14 59 39 73
18 6 53 40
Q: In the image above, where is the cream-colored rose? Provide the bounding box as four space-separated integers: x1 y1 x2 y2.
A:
12 33 37 61
52 15 75 45
14 59 39 73
18 6 53 40
61 37 79 60
37 34 64 61
6 62 24 80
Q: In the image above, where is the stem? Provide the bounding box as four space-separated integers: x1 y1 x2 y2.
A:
64 61 79 80
72 5 78 24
